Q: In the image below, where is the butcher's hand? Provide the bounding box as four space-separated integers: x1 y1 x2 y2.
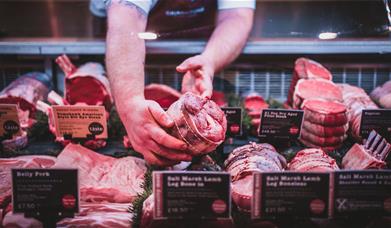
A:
122 97 191 166
177 54 214 99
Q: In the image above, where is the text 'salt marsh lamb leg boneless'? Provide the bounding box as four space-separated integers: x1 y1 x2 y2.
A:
0 72 51 151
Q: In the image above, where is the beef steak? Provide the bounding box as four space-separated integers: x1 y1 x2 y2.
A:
57 55 113 112
302 120 348 137
287 58 333 106
293 78 342 109
301 99 348 126
300 128 347 146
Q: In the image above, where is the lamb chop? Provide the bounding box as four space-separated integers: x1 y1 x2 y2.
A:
342 130 390 169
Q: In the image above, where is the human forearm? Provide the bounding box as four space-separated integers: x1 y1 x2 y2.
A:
106 2 147 113
202 8 254 73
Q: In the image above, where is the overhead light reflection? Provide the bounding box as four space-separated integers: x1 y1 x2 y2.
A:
138 32 158 40
318 32 338 40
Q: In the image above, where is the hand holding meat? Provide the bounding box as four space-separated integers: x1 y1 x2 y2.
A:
177 54 214 99
122 97 191 167
166 92 227 156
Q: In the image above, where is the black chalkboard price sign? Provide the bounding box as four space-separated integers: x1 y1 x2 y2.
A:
12 169 79 228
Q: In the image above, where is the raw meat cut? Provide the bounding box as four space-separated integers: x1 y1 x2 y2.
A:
371 81 391 108
58 203 132 228
144 83 181 109
342 130 390 169
36 55 113 150
287 58 333 107
53 143 147 203
211 90 227 107
2 213 41 228
339 84 378 141
224 143 286 211
302 99 348 126
293 78 342 109
243 93 269 134
3 203 132 228
0 72 51 151
287 62 348 150
300 129 347 146
0 155 57 209
299 99 348 151
302 121 348 137
57 55 113 112
140 194 154 228
166 92 227 156
244 93 269 118
288 148 339 172
0 72 51 129
299 138 341 152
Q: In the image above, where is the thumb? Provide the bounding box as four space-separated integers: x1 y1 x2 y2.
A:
176 57 202 73
148 102 175 128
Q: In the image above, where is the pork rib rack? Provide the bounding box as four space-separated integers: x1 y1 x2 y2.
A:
224 143 286 211
166 92 227 156
0 72 51 151
342 130 390 170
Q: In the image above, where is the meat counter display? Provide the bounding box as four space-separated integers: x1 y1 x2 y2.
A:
0 56 391 228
